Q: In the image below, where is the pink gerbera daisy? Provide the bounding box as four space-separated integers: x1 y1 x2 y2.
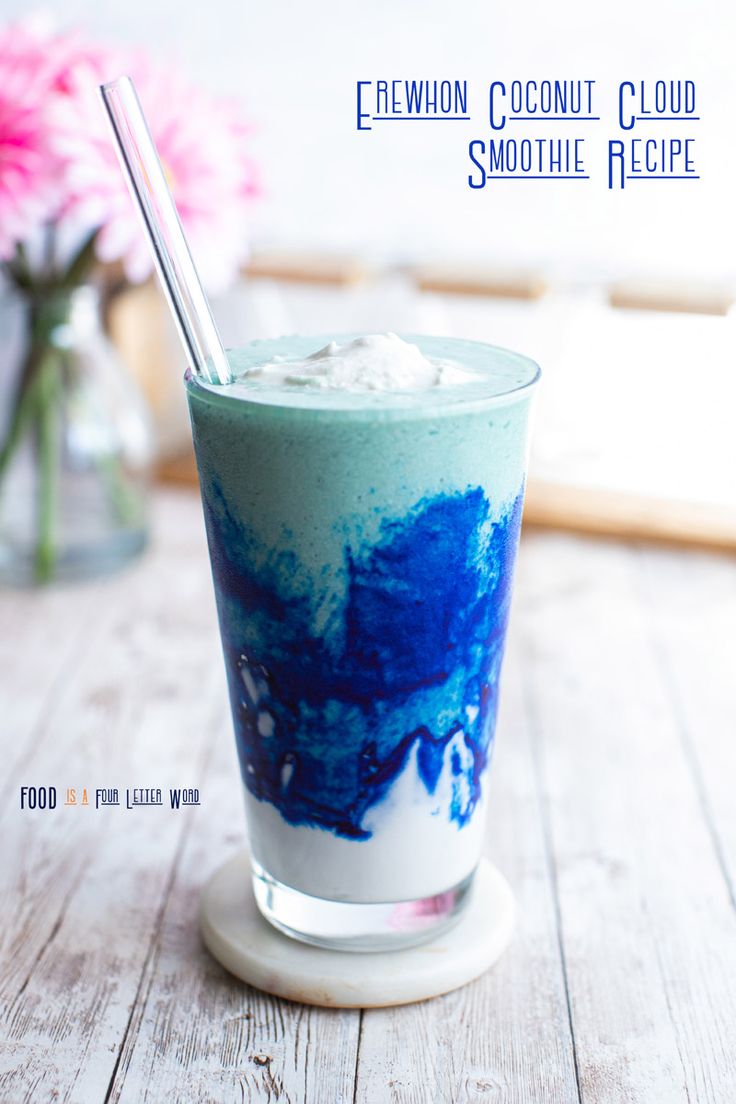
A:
0 18 119 265
53 51 260 292
0 17 259 288
0 24 61 260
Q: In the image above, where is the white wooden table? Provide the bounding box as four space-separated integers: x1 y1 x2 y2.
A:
1 489 735 1103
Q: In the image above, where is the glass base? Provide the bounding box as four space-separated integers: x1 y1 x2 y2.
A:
251 859 475 952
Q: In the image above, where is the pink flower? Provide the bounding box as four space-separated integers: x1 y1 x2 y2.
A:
0 18 120 263
0 16 259 290
0 23 61 260
53 52 260 292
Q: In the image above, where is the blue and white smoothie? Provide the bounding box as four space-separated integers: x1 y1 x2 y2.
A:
187 334 538 906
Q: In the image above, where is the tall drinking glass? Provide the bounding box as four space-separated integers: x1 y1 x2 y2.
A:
187 334 539 950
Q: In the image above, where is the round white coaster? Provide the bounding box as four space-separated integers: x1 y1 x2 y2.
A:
200 850 515 1008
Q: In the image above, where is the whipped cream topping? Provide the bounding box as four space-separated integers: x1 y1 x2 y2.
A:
242 333 479 392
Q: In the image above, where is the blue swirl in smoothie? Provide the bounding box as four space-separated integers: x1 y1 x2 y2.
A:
202 481 522 840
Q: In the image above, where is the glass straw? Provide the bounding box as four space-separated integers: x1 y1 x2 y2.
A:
99 76 233 386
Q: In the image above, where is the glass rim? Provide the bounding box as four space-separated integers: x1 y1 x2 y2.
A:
185 333 541 422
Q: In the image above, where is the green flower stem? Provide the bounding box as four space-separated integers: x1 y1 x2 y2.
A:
0 232 141 585
59 233 97 289
0 355 45 484
95 451 145 528
33 353 61 584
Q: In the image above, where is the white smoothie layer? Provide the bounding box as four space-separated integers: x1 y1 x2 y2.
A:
245 744 487 903
241 333 479 392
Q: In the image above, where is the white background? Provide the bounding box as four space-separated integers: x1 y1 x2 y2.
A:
1 0 734 280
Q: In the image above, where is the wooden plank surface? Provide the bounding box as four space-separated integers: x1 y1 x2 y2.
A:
0 581 112 801
0 494 226 1102
635 548 736 903
514 535 736 1104
108 696 361 1104
0 491 734 1103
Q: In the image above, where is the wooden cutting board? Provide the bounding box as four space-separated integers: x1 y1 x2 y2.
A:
522 479 736 554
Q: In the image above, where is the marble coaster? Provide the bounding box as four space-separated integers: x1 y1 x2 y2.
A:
200 850 515 1008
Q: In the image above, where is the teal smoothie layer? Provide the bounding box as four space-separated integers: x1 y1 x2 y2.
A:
187 335 537 843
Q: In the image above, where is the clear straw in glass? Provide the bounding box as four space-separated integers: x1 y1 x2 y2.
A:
99 76 232 386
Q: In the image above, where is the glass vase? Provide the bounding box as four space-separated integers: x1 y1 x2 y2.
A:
0 284 154 585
